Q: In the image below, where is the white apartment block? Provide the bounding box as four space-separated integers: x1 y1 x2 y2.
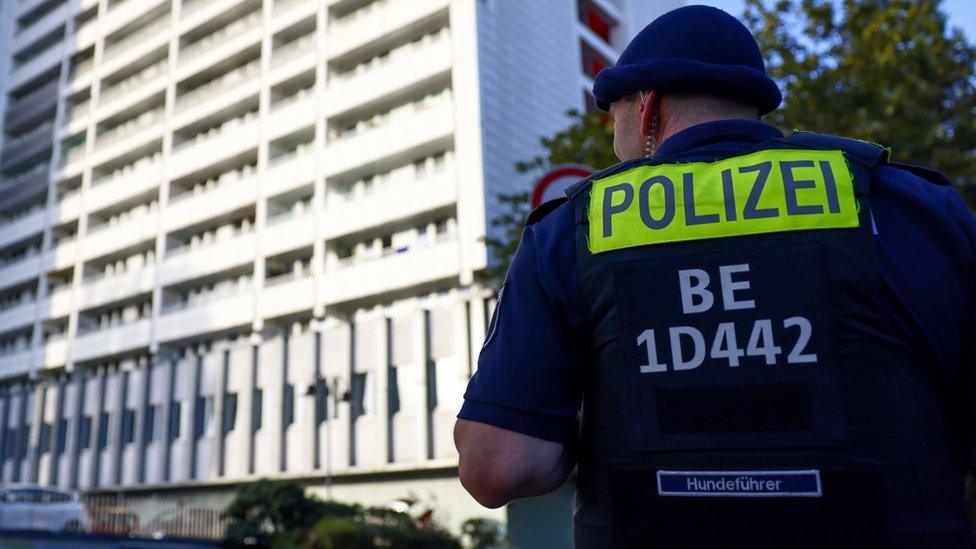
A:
0 0 679 533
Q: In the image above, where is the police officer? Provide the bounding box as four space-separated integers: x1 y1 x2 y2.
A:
454 5 976 548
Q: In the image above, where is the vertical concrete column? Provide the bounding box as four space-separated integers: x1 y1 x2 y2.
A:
242 339 257 476
113 368 129 486
66 371 85 488
0 388 10 482
89 367 106 487
27 382 45 482
187 352 202 480
48 376 66 485
214 348 228 477
135 357 154 484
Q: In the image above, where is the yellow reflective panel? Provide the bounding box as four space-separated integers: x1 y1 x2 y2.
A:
588 149 860 254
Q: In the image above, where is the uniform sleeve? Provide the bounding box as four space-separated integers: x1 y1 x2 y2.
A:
457 224 583 444
945 191 976 441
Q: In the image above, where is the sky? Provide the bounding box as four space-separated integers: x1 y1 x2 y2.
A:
695 0 976 41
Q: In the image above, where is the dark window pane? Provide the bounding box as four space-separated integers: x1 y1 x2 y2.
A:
144 406 157 443
169 402 181 440
223 393 237 434
351 373 367 418
79 416 92 450
56 419 68 453
121 409 135 445
252 389 262 431
97 412 110 449
283 384 294 426
314 379 328 425
194 397 207 439
387 367 400 415
39 423 52 454
20 424 31 457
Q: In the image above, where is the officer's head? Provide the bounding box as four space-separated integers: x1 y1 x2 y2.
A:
595 5 783 161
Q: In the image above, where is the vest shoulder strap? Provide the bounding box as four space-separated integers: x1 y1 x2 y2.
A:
525 197 567 226
886 162 952 186
781 131 890 169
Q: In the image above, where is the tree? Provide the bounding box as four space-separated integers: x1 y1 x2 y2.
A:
224 479 350 547
744 0 976 205
481 0 976 286
479 109 617 288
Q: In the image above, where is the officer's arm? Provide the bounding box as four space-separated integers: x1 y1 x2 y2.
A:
454 419 573 508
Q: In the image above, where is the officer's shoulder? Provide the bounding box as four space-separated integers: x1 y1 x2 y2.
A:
525 197 569 226
563 158 648 200
882 161 952 187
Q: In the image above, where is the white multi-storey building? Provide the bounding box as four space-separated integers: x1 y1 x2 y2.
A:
0 0 679 535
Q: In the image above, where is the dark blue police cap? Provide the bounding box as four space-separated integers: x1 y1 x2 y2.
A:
593 5 782 115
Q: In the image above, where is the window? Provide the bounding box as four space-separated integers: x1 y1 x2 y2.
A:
18 425 29 458
580 41 612 79
144 405 158 443
2 429 15 459
39 423 52 454
578 0 613 43
283 384 294 426
314 379 328 425
223 393 238 434
97 412 111 449
387 367 400 415
56 418 68 453
194 396 213 439
432 152 446 173
252 388 263 431
351 372 367 417
169 401 182 440
121 409 135 445
78 416 92 450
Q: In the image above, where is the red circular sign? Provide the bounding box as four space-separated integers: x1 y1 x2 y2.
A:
531 164 595 208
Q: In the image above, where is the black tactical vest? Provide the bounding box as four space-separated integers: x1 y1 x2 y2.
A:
565 133 973 548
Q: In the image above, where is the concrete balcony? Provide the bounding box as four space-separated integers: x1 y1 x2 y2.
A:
324 35 451 118
1 123 54 168
322 172 457 239
72 318 151 363
57 146 86 179
4 80 57 133
0 349 31 379
33 337 68 369
89 119 164 169
60 102 91 137
323 101 454 178
78 267 156 311
159 232 255 287
96 61 168 119
322 238 460 305
264 151 315 197
80 213 158 262
173 61 261 124
8 40 64 92
51 189 82 225
325 0 448 60
265 98 315 142
37 287 73 321
0 301 35 334
156 292 254 344
42 238 79 272
0 208 45 250
260 272 314 319
169 116 260 181
86 160 163 215
0 254 41 290
164 176 258 234
98 17 170 80
261 211 315 257
12 3 69 54
74 17 99 53
177 11 262 78
270 34 315 74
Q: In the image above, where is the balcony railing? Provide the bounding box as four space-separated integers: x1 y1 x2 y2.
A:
166 224 254 257
71 58 94 80
99 60 168 103
335 232 455 268
91 155 162 187
273 0 306 15
160 281 252 314
66 100 91 124
104 17 169 62
85 206 157 236
4 122 54 150
59 143 85 167
270 87 313 111
180 11 262 64
0 202 45 229
0 247 42 269
331 0 390 29
168 166 255 204
272 34 315 68
264 267 310 287
95 108 163 150
1 163 48 186
175 60 260 112
330 27 449 84
173 112 257 151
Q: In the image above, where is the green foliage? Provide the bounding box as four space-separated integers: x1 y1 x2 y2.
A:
305 507 460 549
479 110 617 288
224 480 461 549
743 0 976 205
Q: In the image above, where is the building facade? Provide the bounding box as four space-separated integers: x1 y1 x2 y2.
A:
0 0 680 532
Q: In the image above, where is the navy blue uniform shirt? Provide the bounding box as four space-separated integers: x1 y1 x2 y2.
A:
459 119 976 445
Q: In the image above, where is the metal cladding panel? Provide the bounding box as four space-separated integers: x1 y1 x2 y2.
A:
392 316 415 366
255 336 284 475
0 170 47 210
354 318 381 373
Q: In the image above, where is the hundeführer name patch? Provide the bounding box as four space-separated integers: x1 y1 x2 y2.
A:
588 150 858 253
657 470 823 497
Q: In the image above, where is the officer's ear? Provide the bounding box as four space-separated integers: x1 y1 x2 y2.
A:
638 90 661 141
